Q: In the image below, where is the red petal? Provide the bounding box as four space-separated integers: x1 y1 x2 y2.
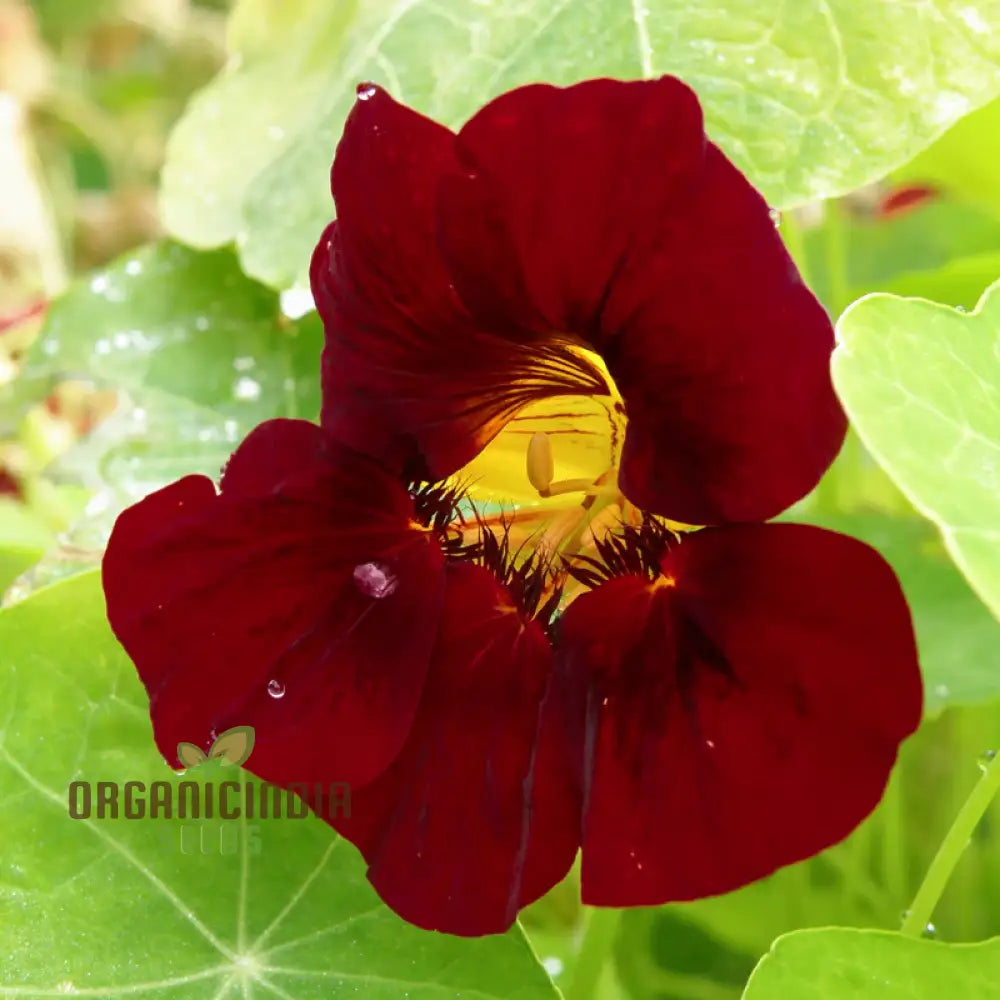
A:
556 523 922 905
327 562 580 935
439 77 704 336
438 77 844 523
312 86 607 482
103 419 445 788
608 145 845 523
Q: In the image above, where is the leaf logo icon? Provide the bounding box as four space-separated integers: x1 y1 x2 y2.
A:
176 725 255 770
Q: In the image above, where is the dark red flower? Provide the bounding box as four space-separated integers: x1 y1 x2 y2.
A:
103 418 579 934
104 77 922 939
313 77 846 526
556 520 921 904
104 426 921 935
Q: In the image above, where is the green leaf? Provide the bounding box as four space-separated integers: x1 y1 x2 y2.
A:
791 514 1000 712
0 500 54 593
161 0 1000 289
897 96 1000 220
0 571 560 998
833 280 1000 623
3 241 322 509
742 929 1000 999
801 200 1000 313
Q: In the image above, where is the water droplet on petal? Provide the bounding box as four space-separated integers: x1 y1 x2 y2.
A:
769 208 782 227
357 83 378 101
267 679 286 699
353 561 397 598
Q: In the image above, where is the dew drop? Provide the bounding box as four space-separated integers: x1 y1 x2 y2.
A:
353 561 398 598
233 376 261 401
956 305 968 313
542 957 564 978
979 749 996 772
267 679 286 699
357 82 378 101
924 922 936 937
769 208 782 227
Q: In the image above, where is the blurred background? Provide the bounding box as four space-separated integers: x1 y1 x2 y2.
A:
1 2 999 997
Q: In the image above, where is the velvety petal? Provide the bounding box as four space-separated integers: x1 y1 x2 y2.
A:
326 561 580 936
438 77 844 523
439 77 704 337
556 522 922 905
313 86 607 482
606 146 845 523
103 418 445 789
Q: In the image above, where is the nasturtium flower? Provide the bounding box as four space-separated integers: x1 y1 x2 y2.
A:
103 76 923 938
312 76 847 526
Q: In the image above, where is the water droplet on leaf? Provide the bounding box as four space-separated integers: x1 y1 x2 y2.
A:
979 749 996 772
353 561 397 598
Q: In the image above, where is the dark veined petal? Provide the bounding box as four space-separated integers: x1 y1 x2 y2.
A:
438 77 844 523
102 418 445 789
312 85 607 483
324 561 580 936
439 77 705 337
556 522 922 905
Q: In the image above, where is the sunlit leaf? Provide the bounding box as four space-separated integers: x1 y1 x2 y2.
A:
162 0 1000 288
0 500 53 593
743 929 1000 999
0 571 560 999
834 279 1000 623
897 96 1000 220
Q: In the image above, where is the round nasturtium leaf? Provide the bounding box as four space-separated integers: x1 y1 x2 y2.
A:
833 279 1000 625
161 0 1000 289
743 928 1000 999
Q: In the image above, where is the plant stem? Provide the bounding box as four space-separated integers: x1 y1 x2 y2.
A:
566 907 621 1000
901 753 1000 936
823 200 850 318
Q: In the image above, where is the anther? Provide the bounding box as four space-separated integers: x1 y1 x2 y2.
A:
526 432 555 493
